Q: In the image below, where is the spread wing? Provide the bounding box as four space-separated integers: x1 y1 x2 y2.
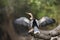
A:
39 17 56 27
14 17 30 27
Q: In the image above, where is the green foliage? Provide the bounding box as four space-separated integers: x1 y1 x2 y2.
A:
0 0 8 7
0 0 60 29
27 0 60 19
27 0 60 29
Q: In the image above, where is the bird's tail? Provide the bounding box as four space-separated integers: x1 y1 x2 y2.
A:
34 26 40 34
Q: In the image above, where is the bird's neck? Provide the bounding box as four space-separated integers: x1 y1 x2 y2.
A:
30 15 33 20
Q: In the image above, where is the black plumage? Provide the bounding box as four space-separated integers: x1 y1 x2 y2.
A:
14 13 56 34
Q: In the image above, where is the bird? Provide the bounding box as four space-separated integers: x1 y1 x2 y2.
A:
14 13 56 34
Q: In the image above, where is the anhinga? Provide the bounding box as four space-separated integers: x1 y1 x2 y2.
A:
15 13 55 34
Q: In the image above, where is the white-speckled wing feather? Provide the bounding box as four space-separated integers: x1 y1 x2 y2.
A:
15 17 30 26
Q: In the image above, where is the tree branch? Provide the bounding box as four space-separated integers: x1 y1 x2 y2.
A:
31 25 60 40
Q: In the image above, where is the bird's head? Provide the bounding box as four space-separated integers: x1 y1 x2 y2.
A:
26 13 33 20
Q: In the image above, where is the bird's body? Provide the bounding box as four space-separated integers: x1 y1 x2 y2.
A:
32 19 39 28
32 19 40 34
14 13 56 34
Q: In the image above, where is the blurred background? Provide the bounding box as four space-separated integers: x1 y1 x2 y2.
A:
0 0 60 40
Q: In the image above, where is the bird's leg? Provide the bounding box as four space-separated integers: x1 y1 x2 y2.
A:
28 28 34 33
